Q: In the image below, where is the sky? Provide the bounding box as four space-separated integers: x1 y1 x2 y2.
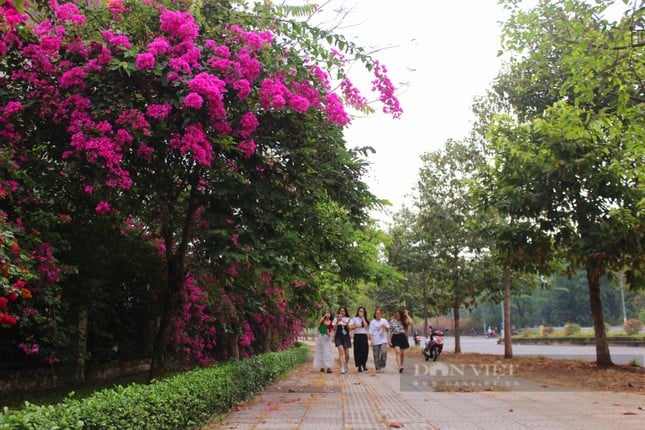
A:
305 0 510 227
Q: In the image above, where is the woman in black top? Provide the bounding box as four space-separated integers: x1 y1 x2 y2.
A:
333 306 352 374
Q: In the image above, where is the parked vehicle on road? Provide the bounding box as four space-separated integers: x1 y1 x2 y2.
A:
422 330 444 361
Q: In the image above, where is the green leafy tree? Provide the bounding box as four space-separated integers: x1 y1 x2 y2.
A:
402 139 501 352
484 0 644 365
386 207 431 319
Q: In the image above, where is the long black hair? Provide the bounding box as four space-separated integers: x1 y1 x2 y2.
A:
337 306 348 317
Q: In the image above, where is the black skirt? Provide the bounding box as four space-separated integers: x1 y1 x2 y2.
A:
334 328 352 348
391 332 409 349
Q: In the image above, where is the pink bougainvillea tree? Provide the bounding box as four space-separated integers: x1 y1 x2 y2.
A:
0 0 401 375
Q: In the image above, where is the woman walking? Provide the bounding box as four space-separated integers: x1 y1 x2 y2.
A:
389 309 411 373
313 310 334 373
368 308 389 373
333 306 351 374
350 306 369 372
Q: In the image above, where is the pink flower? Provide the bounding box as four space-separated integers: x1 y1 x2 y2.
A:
237 139 256 158
287 94 310 113
135 53 155 70
53 3 86 26
187 73 226 101
260 78 288 110
18 342 40 355
226 263 238 277
137 143 155 161
59 67 87 89
183 92 203 109
46 356 60 365
324 93 350 126
238 112 258 138
160 10 198 42
233 79 251 99
341 78 367 109
4 101 23 115
95 201 111 214
101 31 131 50
147 37 169 55
146 104 172 119
169 124 213 166
372 61 403 118
169 57 192 74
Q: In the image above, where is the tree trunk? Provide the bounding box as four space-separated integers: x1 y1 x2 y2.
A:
586 264 612 366
149 259 183 380
148 192 198 380
263 323 273 353
228 331 240 360
422 277 429 337
74 306 88 383
452 302 461 354
503 268 513 359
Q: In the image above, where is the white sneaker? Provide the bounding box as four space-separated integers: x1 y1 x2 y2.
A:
341 367 346 374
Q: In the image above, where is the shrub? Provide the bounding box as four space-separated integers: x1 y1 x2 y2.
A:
540 326 553 336
563 323 581 336
0 345 309 429
623 319 643 335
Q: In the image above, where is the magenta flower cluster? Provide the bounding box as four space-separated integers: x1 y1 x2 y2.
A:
1 0 371 199
0 0 401 364
371 61 403 118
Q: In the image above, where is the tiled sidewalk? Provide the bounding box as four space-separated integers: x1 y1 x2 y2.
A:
203 345 644 430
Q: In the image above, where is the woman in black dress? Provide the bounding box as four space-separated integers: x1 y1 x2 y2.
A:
332 306 351 374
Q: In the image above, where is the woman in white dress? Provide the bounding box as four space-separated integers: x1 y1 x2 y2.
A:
313 310 334 373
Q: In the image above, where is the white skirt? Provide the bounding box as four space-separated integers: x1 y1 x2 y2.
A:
313 333 334 369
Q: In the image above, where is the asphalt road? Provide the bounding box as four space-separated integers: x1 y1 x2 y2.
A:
436 335 645 366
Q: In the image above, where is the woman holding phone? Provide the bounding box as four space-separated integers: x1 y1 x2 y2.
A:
350 306 370 372
332 306 351 374
389 309 411 373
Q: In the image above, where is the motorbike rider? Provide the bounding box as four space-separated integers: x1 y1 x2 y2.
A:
425 325 435 346
423 324 444 360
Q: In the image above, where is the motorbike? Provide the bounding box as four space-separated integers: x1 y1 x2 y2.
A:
485 329 498 338
422 330 444 361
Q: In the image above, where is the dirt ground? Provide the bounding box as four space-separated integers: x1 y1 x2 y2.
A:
437 352 644 393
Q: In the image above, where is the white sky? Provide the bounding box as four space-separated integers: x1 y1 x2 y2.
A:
305 0 509 227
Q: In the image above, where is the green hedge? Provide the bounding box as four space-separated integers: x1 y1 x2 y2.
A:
1 345 309 430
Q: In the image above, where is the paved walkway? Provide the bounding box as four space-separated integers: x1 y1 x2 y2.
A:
203 344 644 430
